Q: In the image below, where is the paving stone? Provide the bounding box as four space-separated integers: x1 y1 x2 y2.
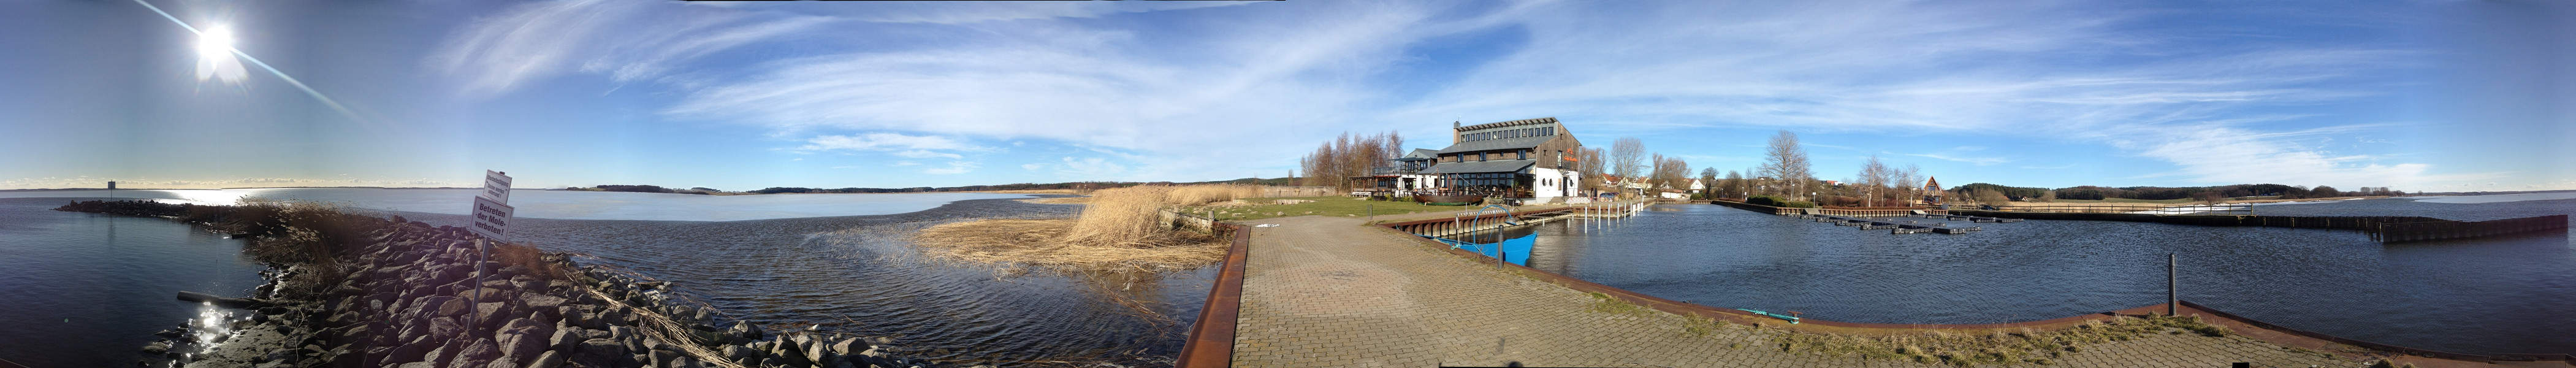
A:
1228 214 2365 368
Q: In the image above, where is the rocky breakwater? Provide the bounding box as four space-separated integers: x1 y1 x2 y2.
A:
53 200 954 368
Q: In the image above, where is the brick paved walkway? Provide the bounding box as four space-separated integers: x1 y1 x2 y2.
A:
1228 215 2365 367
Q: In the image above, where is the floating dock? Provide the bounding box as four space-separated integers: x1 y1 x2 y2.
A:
1948 210 2568 243
1796 214 1983 234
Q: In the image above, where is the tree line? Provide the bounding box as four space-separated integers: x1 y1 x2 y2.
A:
1294 131 1404 190
1946 182 2408 204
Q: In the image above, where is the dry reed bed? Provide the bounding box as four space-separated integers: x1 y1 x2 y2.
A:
914 185 1254 273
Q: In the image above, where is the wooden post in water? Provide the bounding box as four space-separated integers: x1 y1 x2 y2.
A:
2167 253 2178 316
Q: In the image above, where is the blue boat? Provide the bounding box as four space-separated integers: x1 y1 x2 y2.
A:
1433 234 1535 266
1737 309 1802 323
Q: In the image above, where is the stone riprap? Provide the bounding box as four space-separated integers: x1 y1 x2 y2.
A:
55 200 955 368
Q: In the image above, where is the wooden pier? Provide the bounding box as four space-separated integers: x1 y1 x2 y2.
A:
1382 200 1650 239
1797 214 1983 234
1952 210 2567 243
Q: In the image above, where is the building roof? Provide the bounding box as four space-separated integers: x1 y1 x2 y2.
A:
1434 136 1554 154
1457 117 1558 131
1419 159 1536 174
1393 148 1440 161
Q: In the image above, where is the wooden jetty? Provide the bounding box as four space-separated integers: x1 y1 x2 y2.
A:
1950 210 2567 243
1797 214 1982 234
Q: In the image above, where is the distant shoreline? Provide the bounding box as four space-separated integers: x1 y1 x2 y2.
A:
0 186 1074 195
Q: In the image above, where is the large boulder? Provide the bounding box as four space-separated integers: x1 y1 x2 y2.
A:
569 339 625 368
803 339 831 366
494 327 548 365
524 350 563 368
444 339 500 368
726 321 764 342
720 345 756 362
435 297 470 318
646 350 680 368
520 294 568 310
549 328 584 352
829 337 867 356
426 318 463 345
472 302 512 329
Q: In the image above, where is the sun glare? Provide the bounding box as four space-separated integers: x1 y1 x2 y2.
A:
194 25 235 59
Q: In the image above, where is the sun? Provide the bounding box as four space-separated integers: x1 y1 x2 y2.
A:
194 25 236 59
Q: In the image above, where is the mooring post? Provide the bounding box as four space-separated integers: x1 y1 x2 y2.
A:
2167 253 2179 316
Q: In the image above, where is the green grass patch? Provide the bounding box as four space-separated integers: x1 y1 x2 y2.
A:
1581 292 1654 317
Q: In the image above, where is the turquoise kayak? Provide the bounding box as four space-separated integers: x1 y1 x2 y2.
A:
1737 309 1802 323
1433 233 1534 266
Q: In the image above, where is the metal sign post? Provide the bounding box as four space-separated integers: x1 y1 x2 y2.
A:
467 171 513 331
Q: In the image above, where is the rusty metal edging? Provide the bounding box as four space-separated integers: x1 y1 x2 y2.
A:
1175 223 1251 368
1371 221 2573 363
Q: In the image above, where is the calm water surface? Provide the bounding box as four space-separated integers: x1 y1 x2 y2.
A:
6 188 1030 221
0 197 267 367
1516 195 2575 355
0 189 1206 367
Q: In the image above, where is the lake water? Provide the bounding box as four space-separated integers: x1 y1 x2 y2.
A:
1514 194 2575 355
2 188 1031 221
0 189 1208 367
0 197 268 368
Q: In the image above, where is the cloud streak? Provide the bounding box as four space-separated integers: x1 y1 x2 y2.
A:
421 1 2491 188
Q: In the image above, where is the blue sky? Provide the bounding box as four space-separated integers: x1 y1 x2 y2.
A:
2 0 2569 192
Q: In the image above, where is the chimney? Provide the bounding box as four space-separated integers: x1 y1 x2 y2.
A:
1452 121 1461 144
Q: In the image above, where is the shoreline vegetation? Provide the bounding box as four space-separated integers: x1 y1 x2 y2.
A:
54 199 961 368
910 185 1252 274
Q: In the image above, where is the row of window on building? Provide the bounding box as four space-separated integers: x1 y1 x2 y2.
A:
1458 127 1554 142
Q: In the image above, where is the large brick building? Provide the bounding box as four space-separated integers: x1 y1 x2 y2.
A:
1354 117 1586 200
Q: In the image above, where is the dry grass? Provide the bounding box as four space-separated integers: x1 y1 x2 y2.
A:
1065 186 1178 247
913 185 1247 272
912 219 1221 272
235 197 360 267
1164 185 1260 206
1752 315 2241 366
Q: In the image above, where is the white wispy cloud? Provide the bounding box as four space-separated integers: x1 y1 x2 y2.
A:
2128 125 2501 188
427 0 829 96
793 133 986 159
1905 153 2010 166
717 2 1254 25
922 161 978 175
1052 156 1129 180
424 1 2478 187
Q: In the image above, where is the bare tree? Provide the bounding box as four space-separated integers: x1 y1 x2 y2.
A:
1758 131 1812 199
1856 155 1890 207
1892 164 1921 205
1295 131 1404 190
1577 147 1606 196
1721 170 1747 199
1610 137 1645 196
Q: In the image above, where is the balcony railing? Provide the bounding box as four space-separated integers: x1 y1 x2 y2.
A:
1370 166 1424 175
